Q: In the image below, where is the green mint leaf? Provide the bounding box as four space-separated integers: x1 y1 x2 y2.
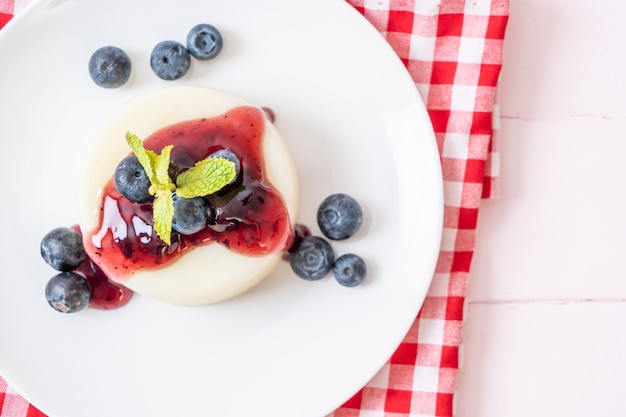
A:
126 132 155 182
154 145 173 186
176 157 236 198
146 149 157 173
152 189 174 245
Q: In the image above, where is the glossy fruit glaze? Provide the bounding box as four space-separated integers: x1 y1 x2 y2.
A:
71 226 134 309
86 106 294 281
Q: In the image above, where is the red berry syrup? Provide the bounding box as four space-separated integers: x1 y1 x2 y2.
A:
73 254 134 310
71 225 134 309
85 106 294 281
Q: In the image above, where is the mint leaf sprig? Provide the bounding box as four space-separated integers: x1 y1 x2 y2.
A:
125 132 237 245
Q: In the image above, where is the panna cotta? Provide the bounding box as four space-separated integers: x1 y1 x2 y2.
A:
78 85 299 305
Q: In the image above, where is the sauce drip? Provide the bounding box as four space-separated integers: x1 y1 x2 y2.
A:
71 225 134 309
86 106 294 280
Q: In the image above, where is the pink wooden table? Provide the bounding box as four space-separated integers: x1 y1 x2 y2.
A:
456 0 626 415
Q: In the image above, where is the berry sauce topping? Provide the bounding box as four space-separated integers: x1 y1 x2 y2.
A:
86 106 294 280
72 251 134 309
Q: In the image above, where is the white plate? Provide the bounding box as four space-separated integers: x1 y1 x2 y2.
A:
0 0 442 416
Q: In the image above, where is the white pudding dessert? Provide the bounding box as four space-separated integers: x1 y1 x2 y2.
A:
78 85 299 305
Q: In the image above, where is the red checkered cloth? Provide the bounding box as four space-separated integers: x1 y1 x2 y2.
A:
0 0 508 416
0 379 44 417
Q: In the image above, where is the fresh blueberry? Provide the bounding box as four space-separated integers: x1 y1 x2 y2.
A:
289 235 335 281
88 46 132 88
40 227 85 271
114 155 153 203
172 195 207 235
150 40 191 81
333 254 367 287
45 272 92 313
186 23 223 60
209 149 241 185
317 193 363 240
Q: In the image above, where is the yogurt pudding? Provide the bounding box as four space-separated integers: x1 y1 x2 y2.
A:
78 85 299 305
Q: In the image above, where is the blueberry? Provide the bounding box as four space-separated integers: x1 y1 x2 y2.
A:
289 235 334 281
150 40 191 81
186 23 223 60
172 195 207 235
317 193 363 240
209 149 241 185
88 46 132 88
45 272 92 313
333 254 367 287
40 227 85 271
114 155 153 203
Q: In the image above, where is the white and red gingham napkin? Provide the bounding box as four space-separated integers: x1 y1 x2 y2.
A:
0 0 508 416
